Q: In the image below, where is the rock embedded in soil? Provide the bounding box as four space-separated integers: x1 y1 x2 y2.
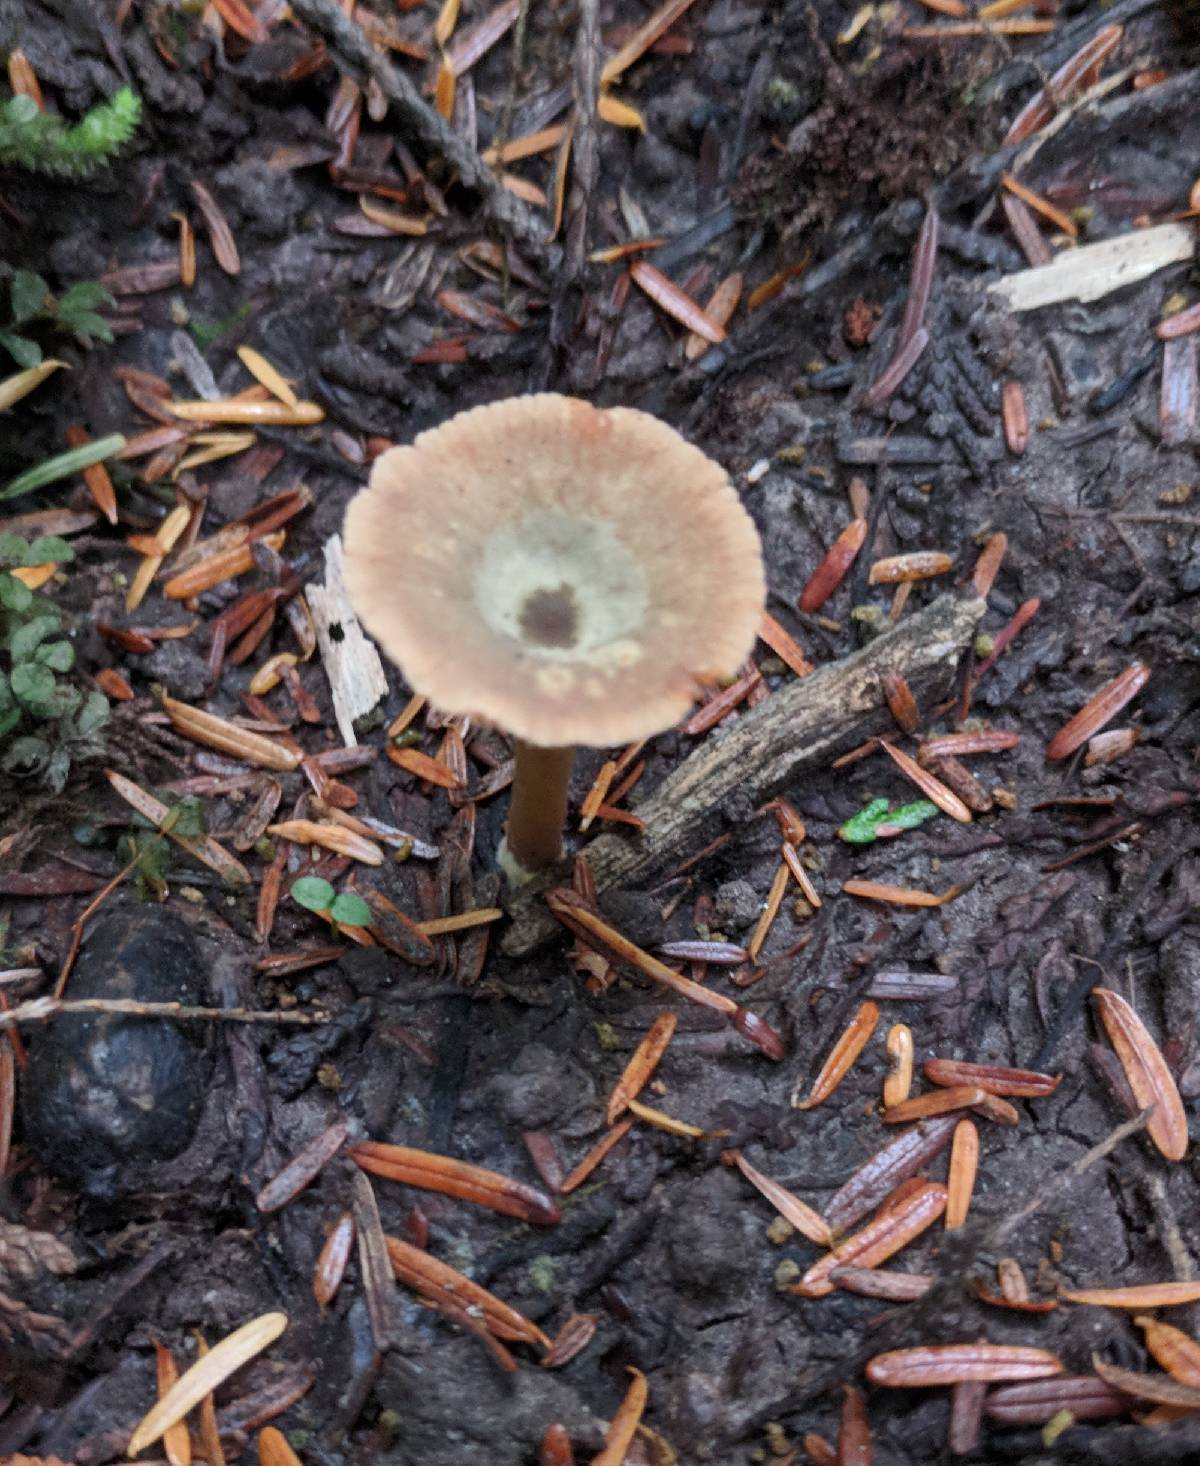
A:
22 908 210 1197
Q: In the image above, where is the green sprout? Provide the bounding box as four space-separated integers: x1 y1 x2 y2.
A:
838 797 940 845
291 877 372 931
1 532 108 790
0 87 141 178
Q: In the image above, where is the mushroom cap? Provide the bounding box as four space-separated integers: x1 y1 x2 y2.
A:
342 394 765 748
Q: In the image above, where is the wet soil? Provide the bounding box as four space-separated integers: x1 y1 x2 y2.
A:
1 0 1200 1463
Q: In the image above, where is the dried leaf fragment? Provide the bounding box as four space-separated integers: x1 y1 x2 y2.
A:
1092 987 1187 1160
945 1118 978 1230
1046 663 1151 760
869 551 953 585
1137 1315 1200 1388
866 1343 1063 1388
351 1140 560 1224
1091 1354 1200 1408
592 1367 648 1465
127 1312 288 1455
799 518 867 612
607 1012 677 1123
925 1057 1060 1097
793 1001 879 1109
883 1023 914 1108
843 879 960 908
731 1150 834 1247
1062 1280 1200 1308
880 739 972 823
385 1234 550 1347
792 1181 947 1297
630 261 727 342
162 696 301 772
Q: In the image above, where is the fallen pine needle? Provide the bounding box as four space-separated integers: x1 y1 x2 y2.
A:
126 1312 288 1455
842 879 961 907
607 1012 677 1123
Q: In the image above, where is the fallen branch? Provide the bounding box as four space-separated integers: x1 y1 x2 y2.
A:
0 995 327 1030
288 0 558 271
504 592 986 954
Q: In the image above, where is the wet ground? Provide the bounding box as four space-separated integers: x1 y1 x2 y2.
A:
1 0 1199 1462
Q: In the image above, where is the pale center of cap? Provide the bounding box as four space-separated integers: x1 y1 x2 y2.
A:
473 510 648 669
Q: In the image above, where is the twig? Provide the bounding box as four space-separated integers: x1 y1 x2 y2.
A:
0 996 327 1030
983 1107 1151 1252
504 593 986 954
288 0 558 270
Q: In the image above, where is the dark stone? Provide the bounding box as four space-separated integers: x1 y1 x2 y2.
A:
22 909 209 1197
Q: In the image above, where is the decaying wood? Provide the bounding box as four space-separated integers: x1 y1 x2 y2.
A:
504 593 985 955
307 535 390 746
988 222 1194 311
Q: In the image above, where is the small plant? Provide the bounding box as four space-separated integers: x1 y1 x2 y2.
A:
291 877 372 932
0 268 116 369
0 533 108 792
839 797 940 844
0 87 141 179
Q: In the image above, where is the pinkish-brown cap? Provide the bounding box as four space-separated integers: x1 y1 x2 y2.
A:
343 394 765 748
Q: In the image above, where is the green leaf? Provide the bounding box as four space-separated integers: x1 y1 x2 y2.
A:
1 734 48 772
291 876 335 914
56 280 113 316
5 95 39 126
0 572 32 611
0 706 19 739
10 661 56 710
76 689 109 735
0 329 41 369
838 797 940 845
0 432 126 500
168 796 206 838
330 892 371 928
35 640 74 672
0 534 28 566
44 745 70 793
9 615 58 660
10 270 47 324
23 536 73 565
61 310 113 344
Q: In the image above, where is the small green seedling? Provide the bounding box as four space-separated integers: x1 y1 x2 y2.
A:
1 533 108 790
0 87 141 179
291 877 372 931
839 797 940 844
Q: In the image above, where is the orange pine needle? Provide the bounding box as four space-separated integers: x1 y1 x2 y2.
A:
1001 172 1078 238
842 879 961 908
945 1119 979 1230
880 739 973 823
791 1182 947 1298
1092 987 1187 1161
730 1150 834 1246
793 1001 880 1109
559 1117 636 1194
630 260 727 342
607 1013 677 1124
758 610 814 677
883 1024 914 1108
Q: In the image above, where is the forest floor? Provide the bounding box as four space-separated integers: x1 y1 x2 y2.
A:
1 0 1199 1463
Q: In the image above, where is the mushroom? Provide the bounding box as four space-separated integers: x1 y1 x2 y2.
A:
342 394 765 883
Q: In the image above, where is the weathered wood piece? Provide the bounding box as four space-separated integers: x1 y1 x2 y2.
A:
308 535 389 746
503 593 986 956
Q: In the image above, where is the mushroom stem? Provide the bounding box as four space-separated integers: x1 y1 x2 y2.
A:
501 740 576 882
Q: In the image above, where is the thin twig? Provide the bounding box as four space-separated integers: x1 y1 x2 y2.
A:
288 0 558 269
0 996 327 1030
984 1107 1151 1251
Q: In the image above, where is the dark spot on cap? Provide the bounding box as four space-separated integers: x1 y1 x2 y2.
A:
520 584 579 649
